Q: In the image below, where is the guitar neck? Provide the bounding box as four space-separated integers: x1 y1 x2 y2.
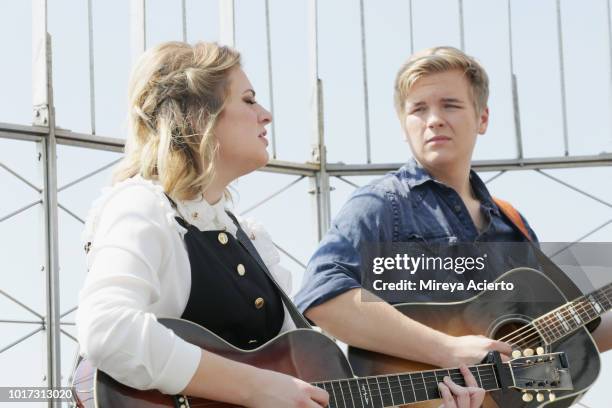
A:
533 282 612 344
311 363 507 408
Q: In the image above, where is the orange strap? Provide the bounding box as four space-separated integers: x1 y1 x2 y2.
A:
492 197 532 241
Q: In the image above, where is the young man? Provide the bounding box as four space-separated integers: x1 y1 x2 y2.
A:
295 46 611 373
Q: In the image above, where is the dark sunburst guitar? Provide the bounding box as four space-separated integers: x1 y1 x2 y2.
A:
72 317 572 407
348 267 611 408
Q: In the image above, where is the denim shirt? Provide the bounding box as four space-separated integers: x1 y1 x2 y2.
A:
294 158 538 312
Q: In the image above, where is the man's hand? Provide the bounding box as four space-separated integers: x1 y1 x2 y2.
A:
438 365 486 408
439 334 512 367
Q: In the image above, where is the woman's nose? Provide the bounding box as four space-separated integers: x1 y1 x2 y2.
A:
260 106 272 124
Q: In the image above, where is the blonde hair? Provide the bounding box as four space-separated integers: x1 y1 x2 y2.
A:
113 41 241 200
394 46 489 117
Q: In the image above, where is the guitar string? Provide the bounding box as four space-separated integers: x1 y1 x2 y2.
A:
498 293 611 353
185 372 501 408
500 286 599 342
312 360 553 406
188 363 543 408
495 287 611 348
521 288 612 346
185 366 503 406
78 288 611 406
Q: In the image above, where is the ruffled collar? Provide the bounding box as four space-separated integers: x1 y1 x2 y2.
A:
174 194 238 236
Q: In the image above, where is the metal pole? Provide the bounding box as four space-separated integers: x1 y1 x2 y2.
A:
507 0 524 159
409 0 414 53
264 0 278 158
87 0 96 135
130 0 146 65
219 0 235 47
308 0 331 240
458 0 465 50
555 0 570 156
358 0 372 164
607 0 612 148
32 1 61 405
181 0 187 42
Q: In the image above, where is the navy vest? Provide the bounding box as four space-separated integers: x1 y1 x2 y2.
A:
176 215 285 350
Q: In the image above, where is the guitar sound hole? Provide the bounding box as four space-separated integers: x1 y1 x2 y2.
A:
491 319 546 352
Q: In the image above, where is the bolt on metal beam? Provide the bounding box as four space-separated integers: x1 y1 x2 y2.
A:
32 0 62 398
308 0 331 241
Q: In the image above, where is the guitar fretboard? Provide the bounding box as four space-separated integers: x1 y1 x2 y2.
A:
311 364 502 408
533 282 612 344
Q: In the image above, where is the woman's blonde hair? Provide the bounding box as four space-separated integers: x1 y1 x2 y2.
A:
113 41 241 200
394 46 489 117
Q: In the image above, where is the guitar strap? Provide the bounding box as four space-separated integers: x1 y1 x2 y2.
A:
492 198 603 333
225 211 312 329
492 197 533 241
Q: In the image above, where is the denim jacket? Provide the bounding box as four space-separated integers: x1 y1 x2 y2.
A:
294 158 538 312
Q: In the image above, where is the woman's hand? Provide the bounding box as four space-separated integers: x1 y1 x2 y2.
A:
247 368 329 408
438 365 485 408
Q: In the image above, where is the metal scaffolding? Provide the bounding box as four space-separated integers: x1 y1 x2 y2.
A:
0 1 611 407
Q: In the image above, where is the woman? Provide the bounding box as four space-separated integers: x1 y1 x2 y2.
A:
76 41 484 408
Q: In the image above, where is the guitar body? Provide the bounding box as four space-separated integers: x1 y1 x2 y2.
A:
74 319 354 407
348 268 601 408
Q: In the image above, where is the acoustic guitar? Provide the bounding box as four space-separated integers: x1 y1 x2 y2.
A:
72 317 572 407
349 267 611 407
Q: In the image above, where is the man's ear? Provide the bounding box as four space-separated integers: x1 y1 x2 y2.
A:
478 106 489 134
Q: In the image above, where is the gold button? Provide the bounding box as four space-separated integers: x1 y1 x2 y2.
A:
249 232 256 240
192 211 199 219
237 264 246 276
254 297 265 309
218 232 228 245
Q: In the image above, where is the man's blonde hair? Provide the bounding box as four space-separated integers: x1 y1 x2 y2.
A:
113 41 241 200
394 46 489 117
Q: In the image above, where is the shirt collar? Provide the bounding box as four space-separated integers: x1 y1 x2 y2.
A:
398 158 500 216
176 194 238 235
469 171 500 216
398 157 435 189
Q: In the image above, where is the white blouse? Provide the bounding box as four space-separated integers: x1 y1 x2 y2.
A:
76 175 295 395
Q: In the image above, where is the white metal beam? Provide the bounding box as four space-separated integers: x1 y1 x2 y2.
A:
32 0 61 404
